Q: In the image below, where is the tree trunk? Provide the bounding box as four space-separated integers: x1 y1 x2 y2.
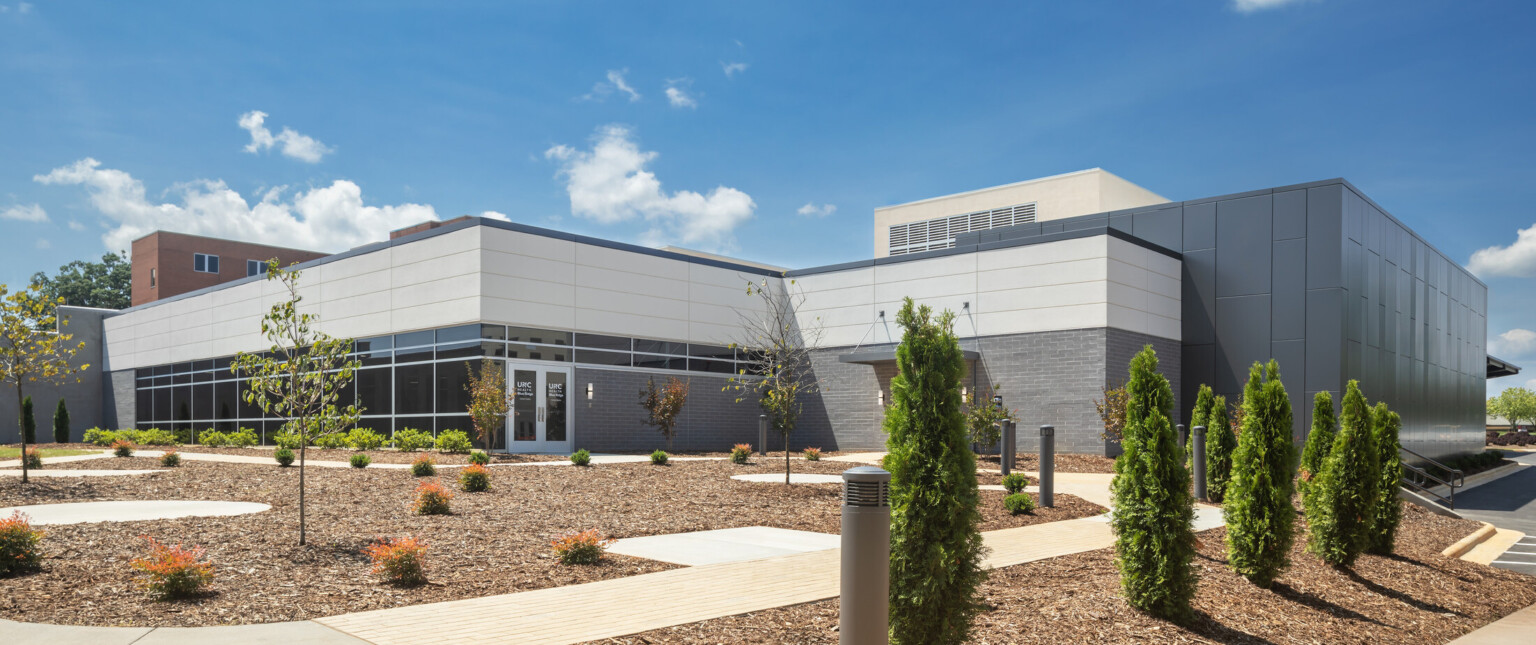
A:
299 420 307 547
784 431 790 485
16 384 27 484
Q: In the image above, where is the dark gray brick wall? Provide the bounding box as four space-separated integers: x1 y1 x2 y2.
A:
108 368 135 429
0 307 108 443
573 368 791 452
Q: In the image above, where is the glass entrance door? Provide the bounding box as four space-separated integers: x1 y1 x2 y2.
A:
507 362 573 453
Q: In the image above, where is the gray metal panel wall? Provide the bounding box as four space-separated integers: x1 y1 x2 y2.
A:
0 307 108 443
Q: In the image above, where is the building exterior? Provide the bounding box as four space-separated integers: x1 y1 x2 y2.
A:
130 231 327 306
1 174 1509 461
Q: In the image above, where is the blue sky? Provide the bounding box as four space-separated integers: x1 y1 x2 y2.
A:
3 1 1536 391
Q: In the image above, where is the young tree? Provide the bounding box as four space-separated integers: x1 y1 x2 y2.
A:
1366 403 1403 555
230 262 360 546
20 396 36 444
1307 380 1379 567
29 251 132 310
639 376 689 451
884 298 987 644
0 284 89 483
53 398 69 443
1094 383 1129 443
1206 394 1237 502
726 279 823 484
1223 360 1296 588
465 358 509 452
962 383 1014 453
1299 390 1337 509
1110 344 1196 620
1488 387 1536 430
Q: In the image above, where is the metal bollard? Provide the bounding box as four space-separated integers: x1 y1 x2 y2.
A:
1039 425 1055 508
759 414 768 456
1001 420 1016 476
1177 424 1188 452
1192 425 1207 501
841 466 891 645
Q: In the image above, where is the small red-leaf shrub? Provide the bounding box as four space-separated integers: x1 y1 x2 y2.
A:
362 537 429 586
0 511 44 576
129 537 214 598
413 481 453 515
551 529 615 565
803 447 822 461
159 450 181 467
112 439 135 457
22 447 43 469
410 454 437 477
730 443 752 464
459 463 490 492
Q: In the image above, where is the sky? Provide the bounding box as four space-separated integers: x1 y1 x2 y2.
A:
3 1 1536 393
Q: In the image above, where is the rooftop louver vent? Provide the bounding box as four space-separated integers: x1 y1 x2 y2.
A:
887 202 1036 256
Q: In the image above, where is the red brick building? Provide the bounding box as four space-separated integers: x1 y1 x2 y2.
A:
130 231 327 306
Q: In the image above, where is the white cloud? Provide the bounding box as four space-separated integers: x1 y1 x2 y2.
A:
1 203 47 222
796 202 836 218
582 69 642 102
17 2 31 14
721 61 748 78
35 158 438 253
479 210 510 222
238 110 334 163
1491 329 1536 359
664 79 697 109
544 125 754 251
67 220 85 231
1232 0 1314 12
1469 222 1536 277
34 238 49 250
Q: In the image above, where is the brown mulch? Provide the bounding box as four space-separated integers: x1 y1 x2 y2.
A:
591 504 1536 645
0 457 1099 627
976 451 1119 473
35 456 164 470
146 446 567 465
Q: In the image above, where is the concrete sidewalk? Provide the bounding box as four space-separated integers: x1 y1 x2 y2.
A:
1447 602 1536 644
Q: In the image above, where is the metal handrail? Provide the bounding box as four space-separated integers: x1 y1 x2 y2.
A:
1399 446 1466 509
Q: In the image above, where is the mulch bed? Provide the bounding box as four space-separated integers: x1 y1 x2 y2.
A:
592 504 1536 644
35 456 162 470
976 452 1118 474
0 457 1099 627
103 445 566 465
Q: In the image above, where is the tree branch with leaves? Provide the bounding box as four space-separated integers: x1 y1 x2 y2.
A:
640 376 689 451
230 261 360 546
726 278 823 484
466 358 509 453
0 284 89 484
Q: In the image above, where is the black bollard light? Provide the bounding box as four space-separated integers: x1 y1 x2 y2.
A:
1192 425 1207 501
1001 420 1016 476
1039 425 1055 508
758 414 768 456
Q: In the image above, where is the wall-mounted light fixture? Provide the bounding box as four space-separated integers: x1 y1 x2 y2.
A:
877 390 884 406
586 383 594 400
961 386 968 399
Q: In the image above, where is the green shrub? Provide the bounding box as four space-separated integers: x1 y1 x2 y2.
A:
435 430 473 453
468 450 491 466
1001 473 1030 494
1299 390 1337 510
410 454 437 477
346 428 386 451
1205 395 1236 502
1188 384 1214 466
460 464 490 492
21 447 42 469
199 429 228 446
551 529 612 565
413 481 453 515
274 447 295 467
884 299 987 644
1306 380 1379 567
274 431 304 449
1366 404 1403 555
650 449 669 465
803 447 822 461
112 439 135 457
1224 360 1296 588
0 511 44 576
314 432 349 449
126 428 180 446
1003 493 1035 515
570 449 591 466
159 450 181 467
53 398 70 444
729 443 751 464
350 453 371 469
1110 344 1196 619
84 427 118 446
20 396 35 444
392 427 434 452
227 428 258 447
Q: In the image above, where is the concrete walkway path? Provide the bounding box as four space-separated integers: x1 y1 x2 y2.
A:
0 617 368 645
0 450 113 468
1447 602 1536 644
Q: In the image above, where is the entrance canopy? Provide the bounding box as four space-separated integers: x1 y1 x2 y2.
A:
1488 355 1523 379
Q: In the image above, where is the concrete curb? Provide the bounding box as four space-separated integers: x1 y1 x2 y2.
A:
1443 523 1497 559
1463 528 1527 566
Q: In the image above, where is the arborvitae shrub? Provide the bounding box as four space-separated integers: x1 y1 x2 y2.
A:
1366 404 1403 555
1188 384 1215 466
20 396 35 444
1299 390 1337 510
1001 473 1031 494
884 298 987 644
1223 360 1296 588
1307 380 1379 567
1206 394 1237 502
53 398 69 444
1110 344 1196 620
1004 493 1036 515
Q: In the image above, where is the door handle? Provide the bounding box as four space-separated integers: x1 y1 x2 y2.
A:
538 407 545 422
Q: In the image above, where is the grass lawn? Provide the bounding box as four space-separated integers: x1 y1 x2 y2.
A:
0 446 100 459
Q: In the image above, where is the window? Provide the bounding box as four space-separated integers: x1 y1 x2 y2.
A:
246 260 268 277
149 268 157 287
194 253 220 274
